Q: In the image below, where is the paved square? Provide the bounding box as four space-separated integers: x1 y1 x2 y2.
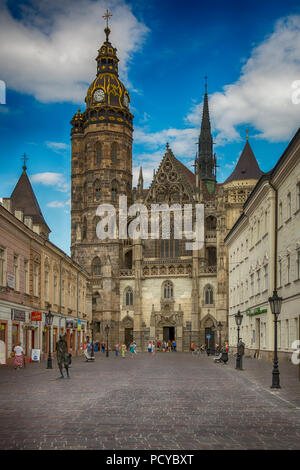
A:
0 352 300 450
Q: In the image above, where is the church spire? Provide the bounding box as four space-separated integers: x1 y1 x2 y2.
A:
137 166 144 196
196 79 216 183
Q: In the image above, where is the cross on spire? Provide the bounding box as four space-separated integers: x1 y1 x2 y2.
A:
103 8 112 28
21 153 29 171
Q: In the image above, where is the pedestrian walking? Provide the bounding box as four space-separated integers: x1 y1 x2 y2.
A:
190 342 195 353
121 343 126 358
148 341 152 353
13 342 24 370
172 339 177 352
101 342 105 353
168 340 172 352
115 343 119 357
151 342 155 355
56 334 70 379
129 342 135 358
133 341 137 354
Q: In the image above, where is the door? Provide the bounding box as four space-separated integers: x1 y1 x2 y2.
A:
125 328 133 346
0 322 7 364
163 327 175 342
255 319 260 351
205 327 215 353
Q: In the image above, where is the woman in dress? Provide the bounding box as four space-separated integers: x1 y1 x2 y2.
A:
129 342 135 358
13 342 24 370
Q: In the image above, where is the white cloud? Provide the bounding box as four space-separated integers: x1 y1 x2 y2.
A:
47 199 71 208
47 200 65 208
186 15 300 143
31 172 70 192
46 141 69 153
0 0 149 103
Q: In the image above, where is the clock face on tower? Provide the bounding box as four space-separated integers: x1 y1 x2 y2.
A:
93 89 105 103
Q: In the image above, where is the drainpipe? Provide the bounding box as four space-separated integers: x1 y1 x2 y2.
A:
269 181 278 291
59 258 62 332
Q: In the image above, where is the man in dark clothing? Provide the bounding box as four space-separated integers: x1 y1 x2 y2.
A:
56 334 70 379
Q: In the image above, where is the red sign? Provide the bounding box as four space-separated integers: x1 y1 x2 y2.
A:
31 311 42 322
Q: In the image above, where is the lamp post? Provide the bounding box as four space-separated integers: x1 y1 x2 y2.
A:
217 321 223 352
268 289 283 389
91 321 95 358
105 324 110 358
234 311 243 370
45 310 54 369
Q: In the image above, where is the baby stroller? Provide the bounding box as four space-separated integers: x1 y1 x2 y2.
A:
214 347 228 364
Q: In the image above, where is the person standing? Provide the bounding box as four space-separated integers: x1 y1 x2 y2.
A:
148 341 152 353
129 342 135 358
151 342 156 355
172 339 176 352
56 334 70 379
13 342 24 370
121 343 126 358
115 343 119 357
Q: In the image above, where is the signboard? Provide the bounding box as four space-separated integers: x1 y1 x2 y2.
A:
246 307 267 317
31 311 42 322
31 349 41 362
7 274 14 289
77 319 81 332
66 319 74 329
206 334 211 339
11 309 26 322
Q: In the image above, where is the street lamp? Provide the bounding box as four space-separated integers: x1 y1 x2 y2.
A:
91 321 95 358
234 310 243 370
105 324 110 358
269 289 283 389
217 321 223 351
45 310 54 369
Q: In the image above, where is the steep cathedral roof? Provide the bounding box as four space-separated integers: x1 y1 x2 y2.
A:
224 140 263 184
10 167 50 232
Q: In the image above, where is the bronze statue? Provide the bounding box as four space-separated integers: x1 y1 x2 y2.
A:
56 334 70 379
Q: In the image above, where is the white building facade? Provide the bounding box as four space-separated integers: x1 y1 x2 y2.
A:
225 129 300 361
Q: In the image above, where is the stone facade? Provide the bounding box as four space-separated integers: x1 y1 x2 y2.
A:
70 28 263 351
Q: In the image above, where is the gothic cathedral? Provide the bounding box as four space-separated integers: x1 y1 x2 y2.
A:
70 23 263 351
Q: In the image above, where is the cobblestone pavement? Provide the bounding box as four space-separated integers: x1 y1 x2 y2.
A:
0 351 300 450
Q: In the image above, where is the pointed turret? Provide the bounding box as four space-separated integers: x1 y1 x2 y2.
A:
137 166 144 196
196 79 217 182
224 139 263 184
10 164 50 238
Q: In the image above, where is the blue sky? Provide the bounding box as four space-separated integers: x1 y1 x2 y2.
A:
1 0 300 254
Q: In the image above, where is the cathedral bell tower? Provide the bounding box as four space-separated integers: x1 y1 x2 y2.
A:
70 11 133 346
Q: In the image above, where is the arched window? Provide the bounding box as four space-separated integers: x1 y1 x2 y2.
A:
204 285 214 305
95 143 102 164
206 215 217 230
111 179 118 202
125 287 134 306
111 142 119 161
163 281 174 299
94 179 101 201
92 257 101 276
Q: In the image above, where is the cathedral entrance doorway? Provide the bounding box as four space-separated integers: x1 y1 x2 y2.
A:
125 328 133 346
163 326 175 342
205 327 215 353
